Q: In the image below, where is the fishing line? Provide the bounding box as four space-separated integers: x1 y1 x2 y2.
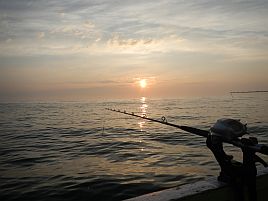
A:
101 104 107 136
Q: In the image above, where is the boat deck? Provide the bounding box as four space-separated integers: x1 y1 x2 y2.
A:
125 168 268 201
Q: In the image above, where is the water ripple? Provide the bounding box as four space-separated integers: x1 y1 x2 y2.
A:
0 96 267 201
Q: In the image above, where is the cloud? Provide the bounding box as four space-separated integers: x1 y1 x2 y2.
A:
37 32 45 39
107 34 154 47
49 19 99 41
104 33 186 54
5 38 12 43
0 0 268 60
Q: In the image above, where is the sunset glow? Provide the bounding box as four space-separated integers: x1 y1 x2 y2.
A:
0 1 268 101
139 79 147 89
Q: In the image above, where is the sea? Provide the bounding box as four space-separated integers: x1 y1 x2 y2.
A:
0 95 268 201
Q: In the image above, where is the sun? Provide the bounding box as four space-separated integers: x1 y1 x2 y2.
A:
139 79 147 88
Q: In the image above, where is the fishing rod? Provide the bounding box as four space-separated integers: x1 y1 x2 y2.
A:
106 108 209 137
230 90 268 94
105 108 268 156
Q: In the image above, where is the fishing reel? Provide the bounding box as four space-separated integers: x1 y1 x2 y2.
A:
210 118 248 141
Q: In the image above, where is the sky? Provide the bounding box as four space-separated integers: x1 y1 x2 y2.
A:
0 0 268 101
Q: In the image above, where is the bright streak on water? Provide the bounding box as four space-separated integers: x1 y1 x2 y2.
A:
0 95 268 201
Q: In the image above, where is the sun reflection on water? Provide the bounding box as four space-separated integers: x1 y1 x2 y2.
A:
138 97 148 152
139 97 148 132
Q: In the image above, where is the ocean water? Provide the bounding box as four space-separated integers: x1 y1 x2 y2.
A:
0 95 268 201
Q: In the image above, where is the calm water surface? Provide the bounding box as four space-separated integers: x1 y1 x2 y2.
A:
0 95 268 201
